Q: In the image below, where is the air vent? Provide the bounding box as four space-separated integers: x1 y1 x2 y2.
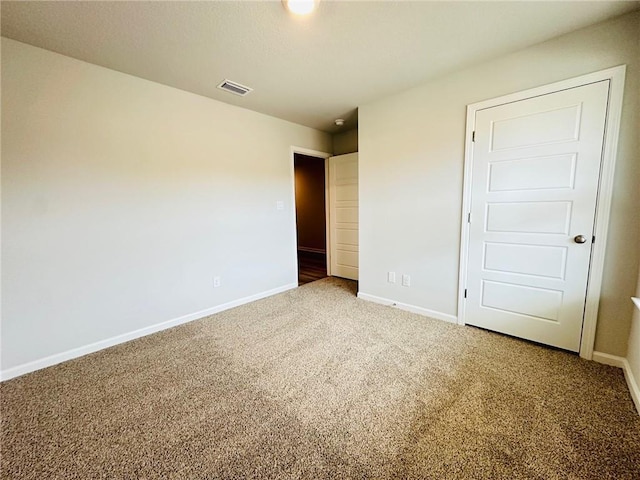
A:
217 79 253 97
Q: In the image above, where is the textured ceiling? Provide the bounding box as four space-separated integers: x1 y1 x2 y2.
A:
2 1 638 133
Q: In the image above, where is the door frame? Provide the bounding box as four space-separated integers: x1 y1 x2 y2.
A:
457 65 626 359
290 146 332 277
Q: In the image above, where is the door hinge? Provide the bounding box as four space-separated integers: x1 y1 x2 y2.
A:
464 288 468 299
467 213 471 223
472 131 475 142
592 235 596 244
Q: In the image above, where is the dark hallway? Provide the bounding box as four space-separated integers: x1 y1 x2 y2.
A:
294 153 328 285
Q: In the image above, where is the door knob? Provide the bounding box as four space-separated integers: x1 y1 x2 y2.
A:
574 235 587 244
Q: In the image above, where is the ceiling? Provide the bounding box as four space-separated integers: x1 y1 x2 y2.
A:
2 1 638 133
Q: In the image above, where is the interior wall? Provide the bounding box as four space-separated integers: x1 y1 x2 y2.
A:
359 11 640 357
332 128 358 155
1 38 331 373
294 154 326 253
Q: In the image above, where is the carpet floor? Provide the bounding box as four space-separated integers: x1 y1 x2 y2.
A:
1 278 639 479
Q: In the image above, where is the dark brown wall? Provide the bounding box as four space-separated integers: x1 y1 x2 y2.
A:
294 154 326 252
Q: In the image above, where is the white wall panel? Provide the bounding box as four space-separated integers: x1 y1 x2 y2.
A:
358 12 639 356
1 39 331 373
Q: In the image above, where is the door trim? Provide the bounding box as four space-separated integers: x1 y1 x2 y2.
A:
290 146 332 278
457 65 626 359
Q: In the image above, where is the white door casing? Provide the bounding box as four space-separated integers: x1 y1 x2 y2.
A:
464 80 610 352
458 66 626 359
329 153 359 280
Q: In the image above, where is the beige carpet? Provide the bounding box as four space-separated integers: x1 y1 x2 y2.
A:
2 277 639 479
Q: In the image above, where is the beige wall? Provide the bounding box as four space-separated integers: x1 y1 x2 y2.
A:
332 128 358 155
359 11 640 356
294 154 326 252
1 38 331 373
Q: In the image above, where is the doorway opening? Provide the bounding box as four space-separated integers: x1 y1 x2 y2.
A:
294 153 328 285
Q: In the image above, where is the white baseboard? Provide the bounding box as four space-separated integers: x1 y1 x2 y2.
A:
592 351 626 368
593 351 640 415
0 282 297 382
357 292 457 324
298 246 326 254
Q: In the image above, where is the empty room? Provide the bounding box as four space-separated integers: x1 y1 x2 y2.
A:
2 1 640 478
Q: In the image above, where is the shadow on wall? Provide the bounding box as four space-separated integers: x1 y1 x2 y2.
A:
333 128 358 155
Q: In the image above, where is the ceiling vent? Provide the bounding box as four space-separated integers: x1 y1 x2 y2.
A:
217 79 253 97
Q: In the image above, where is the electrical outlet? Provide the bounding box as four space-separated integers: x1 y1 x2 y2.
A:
402 274 411 287
388 271 396 283
213 276 221 288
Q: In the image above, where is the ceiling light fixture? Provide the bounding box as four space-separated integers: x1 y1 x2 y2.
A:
283 0 319 16
335 119 344 127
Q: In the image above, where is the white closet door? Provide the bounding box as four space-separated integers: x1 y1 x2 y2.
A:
465 80 609 351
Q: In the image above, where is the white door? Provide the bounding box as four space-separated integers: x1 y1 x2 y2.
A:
329 153 359 280
465 81 609 351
